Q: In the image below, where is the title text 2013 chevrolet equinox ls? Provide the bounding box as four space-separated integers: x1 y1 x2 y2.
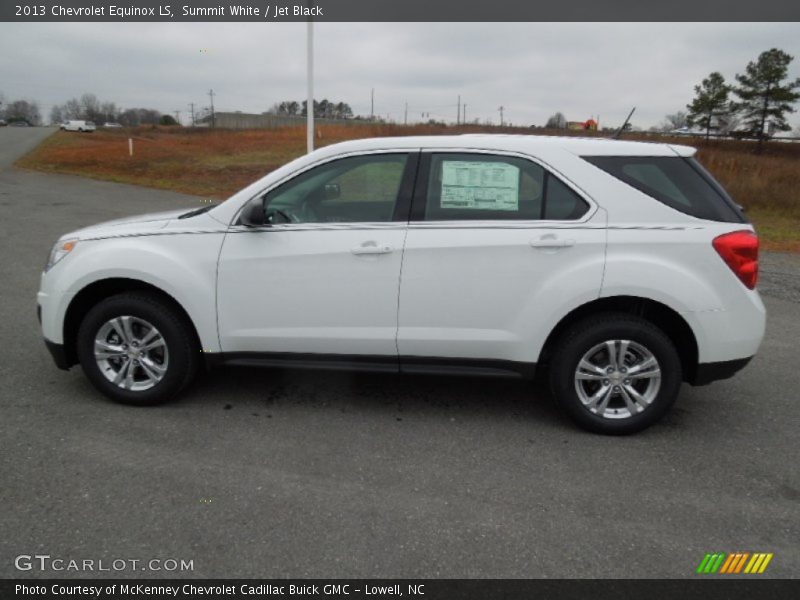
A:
38 135 765 434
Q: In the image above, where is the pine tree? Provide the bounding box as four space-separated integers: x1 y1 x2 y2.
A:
733 48 800 144
686 72 731 140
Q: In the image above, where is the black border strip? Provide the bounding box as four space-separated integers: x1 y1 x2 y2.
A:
4 1 800 22
2 579 798 600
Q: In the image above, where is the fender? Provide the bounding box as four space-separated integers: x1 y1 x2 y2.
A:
601 229 731 314
56 233 225 352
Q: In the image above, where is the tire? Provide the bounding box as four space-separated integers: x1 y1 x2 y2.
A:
548 313 682 435
76 292 199 405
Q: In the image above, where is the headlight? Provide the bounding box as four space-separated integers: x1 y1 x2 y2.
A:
45 238 78 272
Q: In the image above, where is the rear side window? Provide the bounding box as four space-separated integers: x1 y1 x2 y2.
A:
583 156 744 223
423 153 589 221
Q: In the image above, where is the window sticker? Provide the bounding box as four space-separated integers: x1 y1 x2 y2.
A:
440 161 520 210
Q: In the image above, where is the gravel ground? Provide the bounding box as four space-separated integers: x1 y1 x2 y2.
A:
760 252 800 303
1 127 798 579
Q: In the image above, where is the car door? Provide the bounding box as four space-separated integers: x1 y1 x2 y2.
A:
397 151 606 371
217 151 417 358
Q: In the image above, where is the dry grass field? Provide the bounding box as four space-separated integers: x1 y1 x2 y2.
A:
17 124 800 252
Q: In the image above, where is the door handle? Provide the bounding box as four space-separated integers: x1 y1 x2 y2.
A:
351 243 394 255
529 238 575 249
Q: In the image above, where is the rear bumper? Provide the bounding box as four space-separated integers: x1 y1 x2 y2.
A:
689 356 752 386
44 338 72 370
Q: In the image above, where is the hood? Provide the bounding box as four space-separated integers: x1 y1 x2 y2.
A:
64 208 192 241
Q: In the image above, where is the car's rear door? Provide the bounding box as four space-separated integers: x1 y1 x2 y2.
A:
217 151 418 358
397 150 606 372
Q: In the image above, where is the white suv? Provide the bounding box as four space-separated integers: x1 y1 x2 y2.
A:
37 135 765 434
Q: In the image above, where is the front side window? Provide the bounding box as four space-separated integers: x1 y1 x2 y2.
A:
262 153 409 224
423 153 589 221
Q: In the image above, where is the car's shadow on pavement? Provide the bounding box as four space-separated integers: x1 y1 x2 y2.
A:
180 365 570 429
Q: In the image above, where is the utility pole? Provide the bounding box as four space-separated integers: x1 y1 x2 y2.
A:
208 89 216 128
306 17 314 153
188 102 195 126
498 106 504 127
463 104 466 125
370 88 374 121
173 110 181 124
457 95 460 125
404 102 408 126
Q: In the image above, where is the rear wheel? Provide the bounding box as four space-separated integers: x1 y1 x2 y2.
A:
77 293 199 405
549 313 682 434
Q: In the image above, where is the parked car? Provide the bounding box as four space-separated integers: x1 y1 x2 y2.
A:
0 119 7 127
60 120 96 132
8 120 30 127
37 135 764 434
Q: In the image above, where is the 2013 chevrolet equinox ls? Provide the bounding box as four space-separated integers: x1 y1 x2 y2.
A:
37 135 765 434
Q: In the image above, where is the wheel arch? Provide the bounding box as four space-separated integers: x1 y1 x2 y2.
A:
538 295 699 384
62 278 201 368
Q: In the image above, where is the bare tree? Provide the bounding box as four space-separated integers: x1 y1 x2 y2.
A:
661 111 689 131
545 112 567 129
50 105 64 125
80 93 102 123
118 108 161 127
4 99 42 125
100 101 119 124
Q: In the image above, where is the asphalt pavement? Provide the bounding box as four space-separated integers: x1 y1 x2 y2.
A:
1 127 798 578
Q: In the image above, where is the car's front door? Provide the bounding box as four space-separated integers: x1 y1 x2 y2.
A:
217 151 417 358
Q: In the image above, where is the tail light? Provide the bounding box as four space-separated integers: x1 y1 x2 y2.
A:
712 230 759 289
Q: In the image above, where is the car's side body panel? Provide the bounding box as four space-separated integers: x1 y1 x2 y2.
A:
38 215 225 353
216 225 408 355
397 218 607 363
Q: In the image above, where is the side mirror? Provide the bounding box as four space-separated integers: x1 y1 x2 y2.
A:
324 183 341 201
240 201 266 227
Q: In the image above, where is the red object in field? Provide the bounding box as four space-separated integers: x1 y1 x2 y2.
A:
713 230 759 289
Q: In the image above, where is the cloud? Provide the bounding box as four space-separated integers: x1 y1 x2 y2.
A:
1 22 798 129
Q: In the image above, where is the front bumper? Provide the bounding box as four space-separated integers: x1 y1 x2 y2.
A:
44 338 72 370
39 302 72 370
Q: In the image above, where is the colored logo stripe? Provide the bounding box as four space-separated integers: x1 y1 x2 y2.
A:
698 552 773 574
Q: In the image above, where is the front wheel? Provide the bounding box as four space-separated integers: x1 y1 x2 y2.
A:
549 313 682 435
76 293 199 405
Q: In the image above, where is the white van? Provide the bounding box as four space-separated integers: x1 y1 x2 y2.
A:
60 120 96 132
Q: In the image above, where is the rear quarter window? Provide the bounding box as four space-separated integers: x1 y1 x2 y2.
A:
582 156 745 223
